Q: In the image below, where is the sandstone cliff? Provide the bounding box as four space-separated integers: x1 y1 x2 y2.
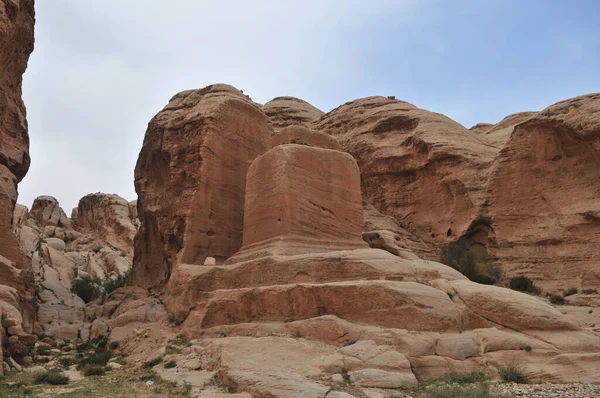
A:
124 84 600 396
313 96 497 256
12 194 137 341
131 84 272 288
0 0 35 373
487 94 600 291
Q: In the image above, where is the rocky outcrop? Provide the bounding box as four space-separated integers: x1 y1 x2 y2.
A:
313 96 497 253
130 84 600 395
131 84 272 289
487 94 600 291
263 96 324 131
471 112 536 148
12 193 137 340
0 0 36 373
74 193 137 256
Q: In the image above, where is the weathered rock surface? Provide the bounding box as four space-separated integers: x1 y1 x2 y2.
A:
131 84 271 288
487 94 600 291
263 96 324 131
125 84 600 396
0 0 36 373
313 96 496 253
226 144 367 262
12 194 137 340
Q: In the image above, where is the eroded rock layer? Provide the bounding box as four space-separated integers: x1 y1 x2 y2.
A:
125 84 600 396
313 96 497 253
0 0 36 373
488 94 600 291
131 84 272 288
12 194 137 340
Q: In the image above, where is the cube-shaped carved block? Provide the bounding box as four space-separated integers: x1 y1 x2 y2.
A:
228 144 368 262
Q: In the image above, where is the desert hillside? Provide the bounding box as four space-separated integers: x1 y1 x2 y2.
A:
1 1 599 397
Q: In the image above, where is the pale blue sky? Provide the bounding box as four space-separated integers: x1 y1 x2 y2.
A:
20 0 600 211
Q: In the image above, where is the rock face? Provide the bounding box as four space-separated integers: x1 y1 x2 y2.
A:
262 96 324 131
313 96 496 256
12 194 137 340
226 144 367 262
131 84 272 288
487 94 600 291
0 0 36 373
129 84 600 396
314 94 600 292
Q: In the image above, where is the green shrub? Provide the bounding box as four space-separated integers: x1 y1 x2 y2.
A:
34 370 70 385
582 288 598 295
441 371 488 384
103 272 129 294
498 362 527 384
522 344 532 352
36 345 52 356
77 349 113 368
440 238 502 285
164 360 177 369
419 382 506 398
509 276 538 293
71 276 102 303
563 287 578 297
109 341 120 350
58 357 75 368
82 365 106 376
143 356 164 369
549 294 566 305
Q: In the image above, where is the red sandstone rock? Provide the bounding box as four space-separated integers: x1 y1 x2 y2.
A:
262 96 324 131
313 96 496 252
131 84 272 289
487 94 600 291
0 0 35 372
269 125 341 150
226 144 367 262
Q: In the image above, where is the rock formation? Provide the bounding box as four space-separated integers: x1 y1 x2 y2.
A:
131 84 272 288
262 96 324 131
313 96 496 256
12 193 137 340
487 94 600 291
0 0 36 374
127 84 600 396
313 94 600 292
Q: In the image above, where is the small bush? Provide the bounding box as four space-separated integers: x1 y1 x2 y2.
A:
563 287 578 297
82 365 106 376
103 272 129 294
71 276 102 303
509 276 538 293
109 341 120 350
77 350 113 368
143 356 164 369
419 382 506 398
588 309 593 314
58 357 75 368
522 345 532 352
498 362 527 384
441 371 488 384
441 238 502 285
447 291 454 299
549 294 566 305
34 370 70 385
36 345 52 356
582 288 598 295
164 360 177 369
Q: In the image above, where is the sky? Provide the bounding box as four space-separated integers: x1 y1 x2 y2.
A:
20 0 600 212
